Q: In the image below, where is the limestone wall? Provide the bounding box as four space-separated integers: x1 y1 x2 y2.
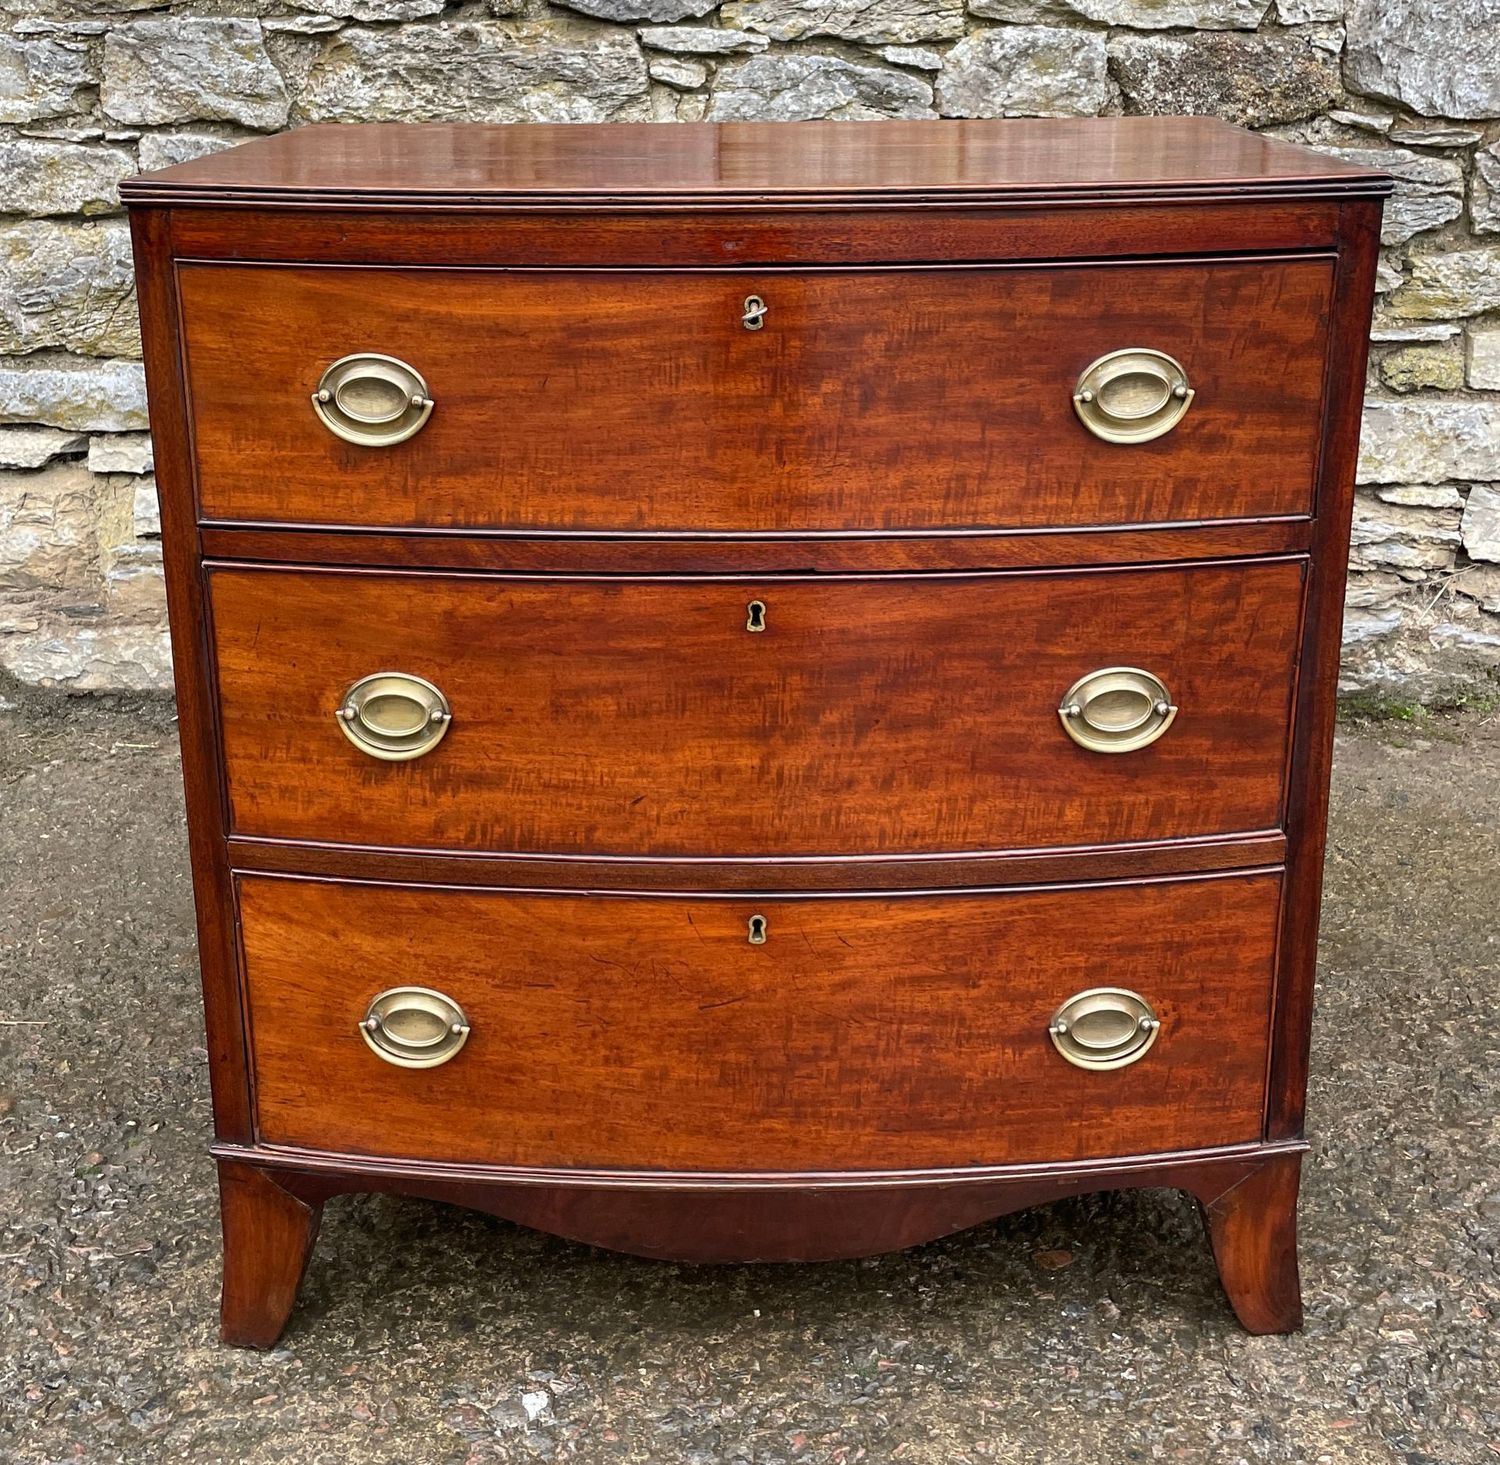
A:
2 0 1497 700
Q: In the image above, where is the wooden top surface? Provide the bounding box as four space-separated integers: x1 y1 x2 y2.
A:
121 118 1390 209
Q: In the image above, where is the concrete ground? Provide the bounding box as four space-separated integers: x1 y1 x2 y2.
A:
0 692 1496 1465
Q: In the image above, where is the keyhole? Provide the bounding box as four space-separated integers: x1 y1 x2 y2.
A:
747 914 767 945
746 600 766 633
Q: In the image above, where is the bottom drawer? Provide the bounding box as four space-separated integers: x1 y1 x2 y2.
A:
239 872 1280 1172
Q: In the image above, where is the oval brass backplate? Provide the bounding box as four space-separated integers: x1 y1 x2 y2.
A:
1049 987 1161 1071
1073 349 1193 444
1058 667 1177 754
337 671 451 762
312 353 434 447
360 986 471 1069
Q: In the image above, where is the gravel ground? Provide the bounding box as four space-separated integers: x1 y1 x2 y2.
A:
1 691 1496 1464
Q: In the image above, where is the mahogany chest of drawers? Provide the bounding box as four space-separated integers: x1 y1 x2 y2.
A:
122 118 1388 1347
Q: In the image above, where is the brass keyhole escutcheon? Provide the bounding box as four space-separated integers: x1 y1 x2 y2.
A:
748 914 768 945
746 599 767 632
742 295 768 331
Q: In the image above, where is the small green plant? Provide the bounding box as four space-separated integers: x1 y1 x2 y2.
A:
1336 691 1426 724
1337 682 1500 745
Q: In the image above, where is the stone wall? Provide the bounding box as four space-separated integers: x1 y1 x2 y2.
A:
1 0 1498 700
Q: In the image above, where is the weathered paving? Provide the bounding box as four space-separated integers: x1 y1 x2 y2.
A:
1 693 1497 1462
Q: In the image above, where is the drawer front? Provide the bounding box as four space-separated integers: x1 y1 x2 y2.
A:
240 872 1279 1171
210 561 1304 858
181 259 1332 533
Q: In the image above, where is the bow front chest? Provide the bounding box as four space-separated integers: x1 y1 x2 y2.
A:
122 118 1388 1347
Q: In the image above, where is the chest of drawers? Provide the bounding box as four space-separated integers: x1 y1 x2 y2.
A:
122 118 1388 1348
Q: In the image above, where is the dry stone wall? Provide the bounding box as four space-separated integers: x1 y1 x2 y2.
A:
2 0 1498 701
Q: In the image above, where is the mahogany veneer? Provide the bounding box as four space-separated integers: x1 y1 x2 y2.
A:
180 259 1332 532
123 117 1388 1347
240 872 1281 1171
210 561 1304 857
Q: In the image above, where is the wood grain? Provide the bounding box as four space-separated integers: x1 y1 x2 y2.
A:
214 1140 1308 1343
197 518 1313 575
1190 1148 1303 1334
227 1141 1304 1263
126 118 1387 209
128 208 254 1142
217 1159 322 1348
1267 200 1385 1141
239 871 1281 1171
121 119 1388 1339
181 259 1333 533
225 829 1287 892
209 560 1306 858
166 201 1348 270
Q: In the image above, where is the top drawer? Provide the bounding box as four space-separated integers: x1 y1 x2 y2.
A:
179 258 1332 534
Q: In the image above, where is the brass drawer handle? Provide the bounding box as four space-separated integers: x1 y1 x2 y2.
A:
312 353 434 447
742 294 768 330
336 672 451 761
1049 987 1161 1071
360 986 470 1069
1073 349 1193 444
1059 667 1177 754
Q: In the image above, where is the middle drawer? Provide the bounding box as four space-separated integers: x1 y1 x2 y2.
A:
210 559 1304 858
